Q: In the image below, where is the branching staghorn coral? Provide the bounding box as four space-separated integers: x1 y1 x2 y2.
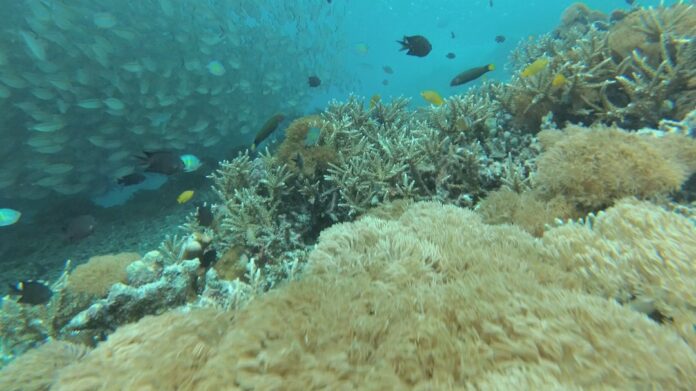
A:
203 94 529 288
322 96 495 215
207 149 311 293
502 2 696 131
211 151 301 255
505 27 624 130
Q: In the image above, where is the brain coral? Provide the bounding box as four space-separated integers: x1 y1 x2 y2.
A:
536 124 696 210
48 202 696 390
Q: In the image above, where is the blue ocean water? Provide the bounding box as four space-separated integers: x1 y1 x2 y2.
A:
306 0 680 109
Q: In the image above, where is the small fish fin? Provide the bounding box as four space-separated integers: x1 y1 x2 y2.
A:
134 153 150 164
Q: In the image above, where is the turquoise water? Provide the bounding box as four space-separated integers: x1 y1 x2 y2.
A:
307 0 679 108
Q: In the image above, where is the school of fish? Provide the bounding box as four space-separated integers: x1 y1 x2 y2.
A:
0 0 350 203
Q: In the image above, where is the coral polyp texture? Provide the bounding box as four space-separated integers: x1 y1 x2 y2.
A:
541 198 696 351
535 124 696 211
25 202 696 390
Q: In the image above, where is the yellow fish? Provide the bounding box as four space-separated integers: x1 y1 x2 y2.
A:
420 90 444 106
369 94 381 109
177 190 194 204
551 73 566 88
520 57 549 78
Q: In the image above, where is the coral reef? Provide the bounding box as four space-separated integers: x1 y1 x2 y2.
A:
535 124 696 211
203 95 531 292
53 309 232 391
2 5 695 386
0 340 88 391
541 198 696 350
0 262 70 363
66 253 140 297
476 188 577 237
42 202 696 390
503 2 696 131
63 252 200 335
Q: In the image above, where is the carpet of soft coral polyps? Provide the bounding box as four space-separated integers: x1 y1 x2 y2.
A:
34 201 695 391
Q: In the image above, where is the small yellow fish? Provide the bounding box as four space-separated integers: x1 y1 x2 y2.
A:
551 73 566 88
177 190 194 204
520 57 549 78
369 94 381 109
420 90 444 106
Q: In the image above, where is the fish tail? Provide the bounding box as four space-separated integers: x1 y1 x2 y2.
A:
135 151 151 164
396 39 408 51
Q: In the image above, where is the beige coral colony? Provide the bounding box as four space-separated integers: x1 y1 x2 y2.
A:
1 1 696 390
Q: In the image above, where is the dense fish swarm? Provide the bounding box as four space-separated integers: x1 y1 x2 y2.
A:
0 0 347 201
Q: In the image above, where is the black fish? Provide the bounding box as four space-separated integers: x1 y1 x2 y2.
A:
489 0 493 7
625 0 635 5
610 10 628 23
292 152 304 170
397 35 432 57
446 52 456 59
308 76 321 87
382 66 394 74
196 202 214 227
252 113 285 150
64 214 96 242
137 151 184 175
200 249 217 268
117 172 146 186
450 64 495 86
450 31 455 39
382 79 389 86
592 21 610 31
9 280 53 305
494 35 505 43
